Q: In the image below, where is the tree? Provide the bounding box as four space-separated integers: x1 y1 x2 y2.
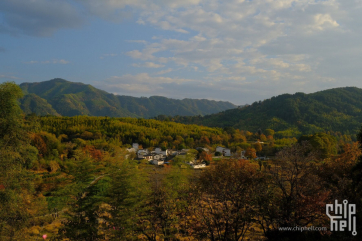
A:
256 142 329 240
137 167 190 240
0 82 44 240
102 160 150 240
265 129 275 137
298 132 337 158
198 151 212 165
188 160 262 241
245 147 256 159
0 82 26 148
253 142 263 153
260 134 267 142
57 154 102 241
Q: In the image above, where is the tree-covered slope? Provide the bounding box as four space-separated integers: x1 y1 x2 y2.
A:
19 78 236 117
172 87 362 135
20 93 60 116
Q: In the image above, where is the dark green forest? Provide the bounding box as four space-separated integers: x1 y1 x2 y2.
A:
168 87 362 137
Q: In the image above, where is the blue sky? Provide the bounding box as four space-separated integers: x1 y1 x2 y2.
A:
1 0 362 105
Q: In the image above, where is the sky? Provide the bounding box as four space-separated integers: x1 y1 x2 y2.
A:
1 0 362 105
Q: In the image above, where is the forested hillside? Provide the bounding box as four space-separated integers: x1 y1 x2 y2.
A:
170 87 362 136
19 78 236 117
20 93 60 116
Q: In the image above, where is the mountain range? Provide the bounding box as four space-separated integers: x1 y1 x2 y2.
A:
169 87 362 136
19 78 237 118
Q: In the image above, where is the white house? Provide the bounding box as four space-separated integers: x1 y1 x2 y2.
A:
132 143 139 150
137 149 149 159
152 159 164 165
143 154 153 161
223 148 231 157
216 146 225 153
216 146 231 156
192 163 207 169
167 149 178 156
152 154 163 160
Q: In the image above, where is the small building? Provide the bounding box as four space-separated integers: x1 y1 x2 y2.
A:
152 159 164 165
132 143 139 150
216 146 225 153
223 148 231 157
155 147 162 154
137 149 149 159
143 154 153 161
216 146 230 157
192 163 207 169
167 149 179 156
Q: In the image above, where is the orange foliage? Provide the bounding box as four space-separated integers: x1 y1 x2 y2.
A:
326 142 362 174
200 136 210 145
30 133 47 157
199 151 212 162
245 147 256 159
83 145 103 161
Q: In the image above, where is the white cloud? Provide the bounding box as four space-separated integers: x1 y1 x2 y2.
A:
24 59 70 64
155 68 173 75
132 62 165 68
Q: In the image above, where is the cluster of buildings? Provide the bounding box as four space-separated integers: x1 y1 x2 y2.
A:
127 143 191 166
126 143 254 167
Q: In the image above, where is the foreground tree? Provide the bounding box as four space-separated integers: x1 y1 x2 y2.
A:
188 159 263 240
0 82 44 240
256 142 329 240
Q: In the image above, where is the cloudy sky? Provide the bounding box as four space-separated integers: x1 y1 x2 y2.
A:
1 0 362 105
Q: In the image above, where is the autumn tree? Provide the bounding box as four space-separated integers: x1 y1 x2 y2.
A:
245 147 256 159
198 151 212 165
188 160 263 241
253 142 263 153
256 142 329 240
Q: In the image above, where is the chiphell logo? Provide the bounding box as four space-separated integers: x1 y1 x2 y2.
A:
326 200 357 236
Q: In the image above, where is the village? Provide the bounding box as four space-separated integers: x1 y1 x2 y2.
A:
125 143 268 168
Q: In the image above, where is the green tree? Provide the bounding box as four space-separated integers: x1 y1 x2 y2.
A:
298 132 337 158
0 82 43 240
103 160 150 240
265 129 275 137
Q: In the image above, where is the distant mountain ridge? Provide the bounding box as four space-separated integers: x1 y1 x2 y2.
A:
171 87 362 136
19 78 237 117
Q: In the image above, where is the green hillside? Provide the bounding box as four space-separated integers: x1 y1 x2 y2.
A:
20 93 60 116
171 87 362 136
19 78 236 117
